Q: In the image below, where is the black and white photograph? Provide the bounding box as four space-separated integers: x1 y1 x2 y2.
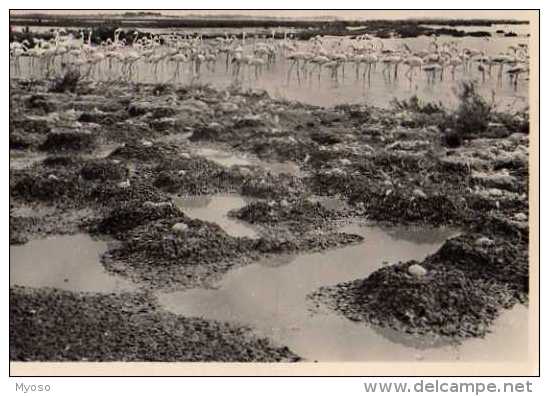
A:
8 8 539 377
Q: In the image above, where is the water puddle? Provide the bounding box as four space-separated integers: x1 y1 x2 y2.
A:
194 145 302 176
10 144 121 171
158 224 528 361
10 234 135 293
173 195 258 239
195 147 253 167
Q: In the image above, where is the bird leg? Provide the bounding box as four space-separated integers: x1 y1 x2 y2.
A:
286 60 294 84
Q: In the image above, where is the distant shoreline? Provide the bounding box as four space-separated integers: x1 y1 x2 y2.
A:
9 14 529 28
9 16 529 41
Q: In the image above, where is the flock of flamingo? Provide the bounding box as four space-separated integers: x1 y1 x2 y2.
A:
9 28 530 90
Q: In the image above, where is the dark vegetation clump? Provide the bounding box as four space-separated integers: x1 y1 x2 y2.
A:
50 68 81 93
442 130 463 148
391 83 527 147
391 95 445 115
452 82 494 136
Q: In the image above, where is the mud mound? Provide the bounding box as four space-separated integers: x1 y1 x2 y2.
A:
346 182 464 226
11 173 80 203
10 286 300 362
10 131 43 150
433 234 528 296
311 229 527 339
42 155 83 168
308 171 363 197
473 213 528 242
86 181 166 208
102 216 260 288
81 159 129 182
78 110 129 124
312 264 514 339
153 157 239 195
240 174 305 200
231 199 336 229
94 201 185 238
247 137 311 162
253 232 363 254
310 131 343 145
109 142 179 162
25 94 57 114
9 216 38 245
154 169 240 195
189 124 226 141
109 217 255 268
11 118 51 135
39 130 97 152
127 100 178 118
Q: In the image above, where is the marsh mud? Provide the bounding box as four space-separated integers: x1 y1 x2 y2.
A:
10 79 530 361
10 286 299 362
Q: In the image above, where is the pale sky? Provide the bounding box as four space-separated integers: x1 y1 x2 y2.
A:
9 10 532 20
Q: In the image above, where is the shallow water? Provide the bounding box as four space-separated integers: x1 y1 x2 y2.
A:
10 234 135 293
12 33 529 109
194 145 302 176
158 224 528 361
173 195 258 238
194 147 253 167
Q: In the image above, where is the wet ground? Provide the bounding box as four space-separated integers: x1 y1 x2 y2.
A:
9 77 530 362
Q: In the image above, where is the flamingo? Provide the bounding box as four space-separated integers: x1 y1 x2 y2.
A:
286 50 310 85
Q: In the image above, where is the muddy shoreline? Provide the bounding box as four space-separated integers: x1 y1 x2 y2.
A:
9 77 529 360
10 286 300 362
